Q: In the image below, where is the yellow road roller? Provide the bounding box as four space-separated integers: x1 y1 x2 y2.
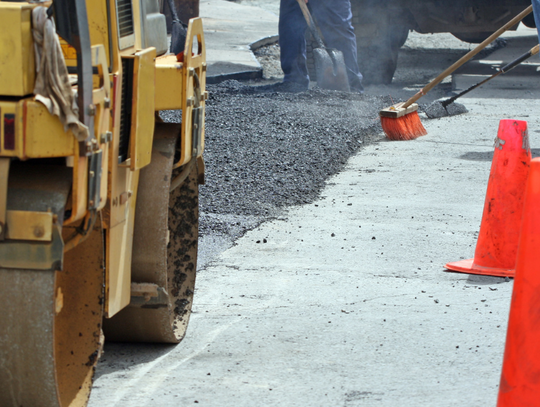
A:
0 0 206 405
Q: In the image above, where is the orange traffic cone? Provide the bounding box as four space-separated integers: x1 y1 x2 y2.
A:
497 157 540 407
445 120 531 277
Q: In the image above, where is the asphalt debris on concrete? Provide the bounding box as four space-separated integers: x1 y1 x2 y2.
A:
162 81 391 242
252 43 283 80
159 36 501 257
87 17 540 406
158 33 516 268
422 99 469 119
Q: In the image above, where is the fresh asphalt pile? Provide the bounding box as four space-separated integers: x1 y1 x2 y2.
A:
162 80 390 240
159 33 490 249
160 32 498 248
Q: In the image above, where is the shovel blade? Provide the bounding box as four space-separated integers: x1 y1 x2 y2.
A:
170 21 187 55
313 48 350 92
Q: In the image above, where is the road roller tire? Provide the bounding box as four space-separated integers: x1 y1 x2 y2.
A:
103 123 199 343
0 165 105 407
0 223 105 407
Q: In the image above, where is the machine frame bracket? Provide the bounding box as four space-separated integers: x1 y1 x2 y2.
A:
0 225 64 271
129 282 169 308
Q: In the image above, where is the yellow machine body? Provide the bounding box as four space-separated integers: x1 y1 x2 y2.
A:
0 1 206 406
0 3 36 96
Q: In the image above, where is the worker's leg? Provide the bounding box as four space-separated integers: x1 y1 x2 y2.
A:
279 0 310 87
309 0 363 91
533 0 540 47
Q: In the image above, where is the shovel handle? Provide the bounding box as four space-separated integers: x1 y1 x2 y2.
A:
296 0 325 49
500 43 540 73
166 0 180 21
403 4 533 108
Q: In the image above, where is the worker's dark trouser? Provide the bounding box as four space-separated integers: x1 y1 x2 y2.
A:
278 0 363 91
533 0 540 47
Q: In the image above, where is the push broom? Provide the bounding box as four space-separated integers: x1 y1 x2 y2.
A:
379 4 533 141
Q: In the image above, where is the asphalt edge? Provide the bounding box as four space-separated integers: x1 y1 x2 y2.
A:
206 35 279 84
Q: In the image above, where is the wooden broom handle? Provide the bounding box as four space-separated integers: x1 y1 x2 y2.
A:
403 4 533 109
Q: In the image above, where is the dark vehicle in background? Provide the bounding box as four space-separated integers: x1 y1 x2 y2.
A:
350 0 536 84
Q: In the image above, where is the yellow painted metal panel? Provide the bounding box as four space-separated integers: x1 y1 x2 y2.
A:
61 3 112 68
5 210 53 242
128 48 156 171
105 170 139 318
63 148 88 226
87 1 111 68
90 44 112 212
24 100 76 158
106 221 131 316
154 55 184 110
0 3 35 96
1 99 76 159
177 17 206 167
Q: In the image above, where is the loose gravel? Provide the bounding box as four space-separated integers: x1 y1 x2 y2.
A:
162 81 390 239
161 33 503 244
253 43 283 80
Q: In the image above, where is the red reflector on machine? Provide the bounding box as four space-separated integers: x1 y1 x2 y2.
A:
4 114 15 150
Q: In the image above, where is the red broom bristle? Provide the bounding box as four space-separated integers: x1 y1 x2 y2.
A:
380 111 428 141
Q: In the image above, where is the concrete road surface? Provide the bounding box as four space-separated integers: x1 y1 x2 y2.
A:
90 101 540 407
89 3 540 406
